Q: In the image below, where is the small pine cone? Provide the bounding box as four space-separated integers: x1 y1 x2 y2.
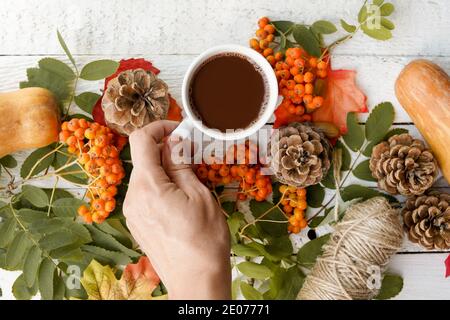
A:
102 68 170 136
402 191 450 250
369 133 437 196
269 122 332 188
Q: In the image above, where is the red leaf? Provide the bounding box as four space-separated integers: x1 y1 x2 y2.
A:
312 67 368 134
445 254 450 278
92 98 106 125
167 94 183 122
123 256 160 291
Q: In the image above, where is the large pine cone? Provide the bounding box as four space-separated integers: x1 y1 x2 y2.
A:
369 133 437 196
269 122 331 187
102 69 169 136
402 191 450 250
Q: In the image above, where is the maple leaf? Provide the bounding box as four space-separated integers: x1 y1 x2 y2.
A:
80 258 165 300
92 58 182 125
445 254 450 278
312 67 368 134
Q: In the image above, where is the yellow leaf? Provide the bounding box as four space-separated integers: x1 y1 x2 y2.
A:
80 260 121 300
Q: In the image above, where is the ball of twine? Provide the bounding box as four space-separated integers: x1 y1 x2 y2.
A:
297 197 404 300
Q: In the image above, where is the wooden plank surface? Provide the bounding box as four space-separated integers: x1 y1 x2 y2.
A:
0 0 449 300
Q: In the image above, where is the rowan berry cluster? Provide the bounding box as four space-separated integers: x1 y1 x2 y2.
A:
195 142 272 202
279 185 308 234
249 17 329 121
59 118 128 224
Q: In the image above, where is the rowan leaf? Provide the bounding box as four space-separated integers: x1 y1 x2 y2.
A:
375 274 403 299
292 25 321 57
57 30 76 69
22 185 49 208
250 200 286 238
340 19 357 33
52 198 86 217
343 113 364 151
12 273 38 300
271 21 294 35
39 231 78 251
231 244 261 258
240 282 263 300
353 159 377 182
297 234 330 267
341 185 397 203
311 20 337 34
365 102 395 142
269 266 305 300
363 127 408 156
21 144 56 178
74 92 101 114
38 258 56 300
0 218 17 247
23 246 42 287
0 155 17 168
236 262 273 280
306 184 325 208
6 232 32 270
80 60 119 81
81 245 131 266
38 58 76 81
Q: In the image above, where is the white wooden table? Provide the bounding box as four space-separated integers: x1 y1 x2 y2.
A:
0 0 449 300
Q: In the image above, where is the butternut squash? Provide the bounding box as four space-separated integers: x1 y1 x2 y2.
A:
395 59 450 183
0 87 60 158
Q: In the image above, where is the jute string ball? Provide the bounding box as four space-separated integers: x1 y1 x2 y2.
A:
297 197 403 300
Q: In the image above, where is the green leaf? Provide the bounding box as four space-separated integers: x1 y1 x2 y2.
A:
380 3 394 16
365 102 395 142
270 266 305 300
62 220 92 243
44 188 74 200
373 0 384 6
336 140 351 171
81 245 132 266
358 4 368 23
227 212 245 245
80 60 119 81
6 232 31 269
52 198 86 217
38 258 56 300
236 262 273 280
361 23 392 40
306 184 324 208
23 246 42 287
53 274 66 300
271 21 294 35
94 221 132 248
265 235 293 259
13 273 38 300
240 282 263 300
340 19 357 33
380 17 395 30
0 218 17 247
231 244 261 258
311 20 337 34
0 155 17 168
250 200 287 237
16 208 47 224
49 243 84 261
375 274 403 300
57 30 76 70
353 159 377 182
320 166 336 189
74 92 101 114
363 128 408 156
85 224 140 258
30 218 64 234
39 231 78 251
341 185 397 203
293 25 321 57
22 185 49 208
38 58 76 80
21 144 56 178
52 149 89 184
297 234 330 267
343 113 365 151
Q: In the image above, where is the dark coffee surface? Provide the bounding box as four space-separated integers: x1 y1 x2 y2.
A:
190 55 265 132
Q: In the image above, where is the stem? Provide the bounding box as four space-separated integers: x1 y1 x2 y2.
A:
64 70 80 118
24 144 64 181
46 177 59 217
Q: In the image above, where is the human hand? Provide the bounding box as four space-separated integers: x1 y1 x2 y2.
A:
123 120 231 300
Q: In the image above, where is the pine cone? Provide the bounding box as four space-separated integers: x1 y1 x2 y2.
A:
269 122 331 187
102 69 169 136
402 191 450 250
369 133 437 196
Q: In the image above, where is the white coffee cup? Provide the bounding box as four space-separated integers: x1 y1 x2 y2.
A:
171 44 279 141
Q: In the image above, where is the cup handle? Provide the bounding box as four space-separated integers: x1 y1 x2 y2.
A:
170 118 194 140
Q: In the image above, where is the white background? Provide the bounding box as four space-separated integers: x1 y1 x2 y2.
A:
0 0 449 300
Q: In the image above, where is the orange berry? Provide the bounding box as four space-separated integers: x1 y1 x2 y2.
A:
95 134 108 148
294 74 304 83
264 24 275 34
78 118 89 129
285 56 295 67
283 204 293 213
196 166 208 180
317 60 327 70
230 165 239 177
295 106 305 115
77 205 89 216
294 208 304 219
290 67 300 76
290 48 302 59
84 214 93 224
92 199 105 211
100 191 114 201
61 122 69 131
274 52 284 61
266 55 276 66
266 34 275 42
297 199 307 210
317 69 327 78
304 72 315 83
91 212 104 224
59 130 72 142
257 188 268 199
244 171 255 184
78 153 90 165
275 61 284 71
222 175 232 184
111 163 123 175
309 57 318 68
263 47 273 57
286 80 296 90
67 119 79 131
296 188 307 197
258 17 270 28
207 169 217 182
90 122 100 131
299 219 307 228
106 173 118 185
289 216 299 226
279 70 290 80
259 39 269 49
84 128 96 140
305 83 314 95
303 94 313 105
292 225 301 234
107 185 118 196
256 28 268 40
249 38 259 50
74 128 85 140
66 135 78 146
312 96 324 108
294 84 305 96
288 105 296 114
105 199 116 212
255 178 267 189
294 58 305 68
219 165 230 177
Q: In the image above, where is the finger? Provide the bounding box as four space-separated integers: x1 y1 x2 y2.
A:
129 120 179 168
162 138 205 195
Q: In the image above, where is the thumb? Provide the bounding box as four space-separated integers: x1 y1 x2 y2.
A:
162 137 203 194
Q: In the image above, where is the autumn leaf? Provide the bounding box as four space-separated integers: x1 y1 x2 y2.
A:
312 66 368 134
80 258 164 300
445 254 450 278
116 256 161 300
167 95 183 122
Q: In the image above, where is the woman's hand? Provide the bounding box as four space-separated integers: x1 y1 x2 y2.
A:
123 120 231 300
